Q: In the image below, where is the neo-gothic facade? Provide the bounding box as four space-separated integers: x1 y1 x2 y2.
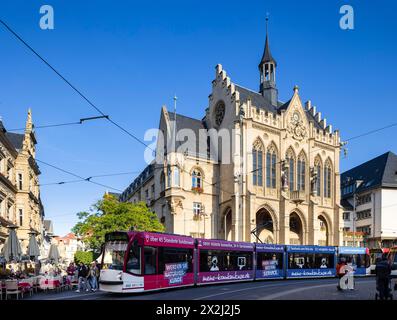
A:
120 31 343 246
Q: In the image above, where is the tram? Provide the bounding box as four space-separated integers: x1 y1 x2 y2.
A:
99 231 370 293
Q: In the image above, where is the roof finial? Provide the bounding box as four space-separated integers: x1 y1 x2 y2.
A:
265 12 269 37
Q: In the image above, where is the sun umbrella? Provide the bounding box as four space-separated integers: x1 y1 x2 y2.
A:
27 232 41 260
48 243 60 263
1 227 22 262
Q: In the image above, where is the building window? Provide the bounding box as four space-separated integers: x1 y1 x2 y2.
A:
252 140 263 186
160 172 165 191
286 149 295 191
266 146 277 188
166 165 172 188
357 225 371 236
18 173 23 190
297 154 306 191
145 189 149 199
7 202 12 221
357 193 371 206
193 202 202 216
324 161 332 198
151 184 155 198
343 212 350 221
356 209 371 220
192 170 202 190
19 209 23 226
174 166 180 187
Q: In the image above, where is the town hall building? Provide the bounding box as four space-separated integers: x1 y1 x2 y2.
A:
119 27 343 246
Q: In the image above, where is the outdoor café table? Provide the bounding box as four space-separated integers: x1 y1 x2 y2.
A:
40 277 61 290
18 280 32 293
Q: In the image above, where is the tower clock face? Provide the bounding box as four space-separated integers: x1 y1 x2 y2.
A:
214 102 225 126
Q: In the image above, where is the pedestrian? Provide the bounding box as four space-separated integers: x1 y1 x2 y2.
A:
336 257 346 291
76 262 89 293
375 253 392 300
89 262 99 291
67 262 76 283
95 260 101 285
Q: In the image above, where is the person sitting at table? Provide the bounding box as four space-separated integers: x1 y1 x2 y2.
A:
66 262 76 283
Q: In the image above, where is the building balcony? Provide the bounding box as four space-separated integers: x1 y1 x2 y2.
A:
289 190 306 205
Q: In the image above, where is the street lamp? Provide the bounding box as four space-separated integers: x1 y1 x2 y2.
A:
352 179 364 247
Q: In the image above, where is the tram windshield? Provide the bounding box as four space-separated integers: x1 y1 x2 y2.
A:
102 241 129 270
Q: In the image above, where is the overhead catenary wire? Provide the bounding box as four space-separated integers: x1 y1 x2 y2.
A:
6 115 109 132
35 158 124 192
3 18 397 200
0 19 151 151
38 171 141 186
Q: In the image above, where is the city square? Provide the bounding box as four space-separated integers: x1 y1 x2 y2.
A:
0 0 396 309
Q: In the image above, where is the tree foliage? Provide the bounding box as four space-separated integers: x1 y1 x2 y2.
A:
74 251 94 265
72 194 165 250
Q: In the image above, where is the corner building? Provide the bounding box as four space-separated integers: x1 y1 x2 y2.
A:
120 30 343 246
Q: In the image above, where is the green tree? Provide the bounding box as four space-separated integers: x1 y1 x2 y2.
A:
72 194 164 250
74 251 94 265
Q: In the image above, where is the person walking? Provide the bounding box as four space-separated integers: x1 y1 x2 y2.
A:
375 253 392 300
336 257 347 290
89 262 99 291
76 262 89 293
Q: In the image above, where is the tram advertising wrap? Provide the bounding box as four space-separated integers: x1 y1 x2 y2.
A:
286 245 336 278
255 244 285 279
337 246 370 276
196 239 254 285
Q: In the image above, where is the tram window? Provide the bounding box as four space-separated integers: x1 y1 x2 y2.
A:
158 247 193 274
257 252 283 270
126 243 142 275
144 246 157 275
339 254 369 268
199 250 253 272
288 253 314 269
314 254 334 269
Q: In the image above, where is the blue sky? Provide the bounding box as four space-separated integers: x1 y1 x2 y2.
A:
1 0 396 236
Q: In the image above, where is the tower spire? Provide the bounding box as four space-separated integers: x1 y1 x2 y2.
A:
258 14 278 106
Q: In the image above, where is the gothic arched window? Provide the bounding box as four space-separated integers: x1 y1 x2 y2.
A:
297 152 306 191
324 160 332 198
286 148 295 191
314 156 322 197
266 144 277 188
252 139 263 186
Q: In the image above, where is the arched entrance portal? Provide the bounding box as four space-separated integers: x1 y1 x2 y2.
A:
223 209 232 241
256 209 274 243
318 215 329 246
289 212 303 245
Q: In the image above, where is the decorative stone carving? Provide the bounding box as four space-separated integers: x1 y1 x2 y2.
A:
214 101 225 126
287 111 307 141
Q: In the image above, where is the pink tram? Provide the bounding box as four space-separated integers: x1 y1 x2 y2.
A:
99 231 195 293
99 231 255 293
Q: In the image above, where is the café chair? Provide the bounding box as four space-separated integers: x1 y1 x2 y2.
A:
5 280 23 300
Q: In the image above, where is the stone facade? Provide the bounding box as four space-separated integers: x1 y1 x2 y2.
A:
0 110 44 254
120 31 343 246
